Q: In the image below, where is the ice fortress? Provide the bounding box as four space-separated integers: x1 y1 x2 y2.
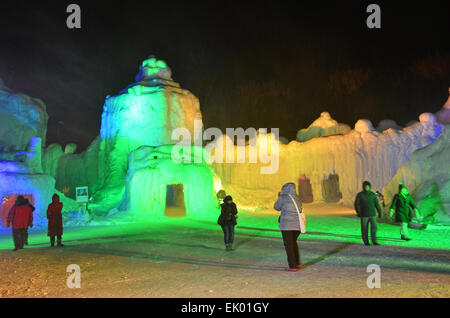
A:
42 56 213 217
0 79 55 226
213 112 445 210
0 57 449 226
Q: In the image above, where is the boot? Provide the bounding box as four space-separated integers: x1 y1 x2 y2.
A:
225 244 231 251
57 238 64 247
50 238 55 247
401 235 411 241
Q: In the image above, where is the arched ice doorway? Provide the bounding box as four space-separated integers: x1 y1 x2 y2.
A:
164 184 186 218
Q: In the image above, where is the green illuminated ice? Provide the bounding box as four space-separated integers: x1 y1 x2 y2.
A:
122 144 216 217
42 56 211 217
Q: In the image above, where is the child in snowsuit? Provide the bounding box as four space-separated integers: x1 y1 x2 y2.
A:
354 181 382 246
390 183 421 241
217 195 238 251
7 196 34 251
47 194 64 247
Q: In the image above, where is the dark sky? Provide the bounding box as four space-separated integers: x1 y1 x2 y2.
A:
0 0 449 151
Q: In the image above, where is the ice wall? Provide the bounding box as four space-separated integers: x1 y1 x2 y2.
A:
122 145 216 216
212 113 445 208
0 164 55 226
0 80 55 226
43 138 101 199
382 125 450 224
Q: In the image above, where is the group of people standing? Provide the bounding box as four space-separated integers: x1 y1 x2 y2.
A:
218 180 421 272
6 182 419 273
354 181 421 245
6 193 64 251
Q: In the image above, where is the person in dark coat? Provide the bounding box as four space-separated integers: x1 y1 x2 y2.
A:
7 196 34 251
47 194 64 247
354 181 382 246
390 183 421 241
274 182 303 271
217 195 238 251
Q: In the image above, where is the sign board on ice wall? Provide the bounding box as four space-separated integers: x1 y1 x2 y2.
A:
75 186 88 203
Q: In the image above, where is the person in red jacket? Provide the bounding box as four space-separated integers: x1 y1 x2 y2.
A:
7 196 34 251
47 194 64 247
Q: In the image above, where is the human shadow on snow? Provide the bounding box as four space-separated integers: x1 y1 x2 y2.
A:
60 236 450 275
237 226 404 243
64 244 288 272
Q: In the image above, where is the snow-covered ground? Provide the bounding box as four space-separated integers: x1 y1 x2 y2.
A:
0 204 449 298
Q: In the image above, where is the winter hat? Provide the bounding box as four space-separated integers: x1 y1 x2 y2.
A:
281 182 297 195
16 195 26 205
216 190 226 200
362 181 371 191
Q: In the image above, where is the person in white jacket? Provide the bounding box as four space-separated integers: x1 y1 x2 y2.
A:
274 182 303 271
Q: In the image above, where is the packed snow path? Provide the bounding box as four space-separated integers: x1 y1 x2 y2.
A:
0 204 449 297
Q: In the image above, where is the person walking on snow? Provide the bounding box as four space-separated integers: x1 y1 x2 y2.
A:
47 194 64 247
274 182 303 272
390 183 421 241
7 196 33 251
354 181 382 246
217 195 238 251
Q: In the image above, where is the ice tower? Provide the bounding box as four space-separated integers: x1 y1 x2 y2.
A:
44 57 216 216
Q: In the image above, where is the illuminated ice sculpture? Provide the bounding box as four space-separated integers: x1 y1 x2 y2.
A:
0 80 55 227
122 145 216 216
43 56 215 216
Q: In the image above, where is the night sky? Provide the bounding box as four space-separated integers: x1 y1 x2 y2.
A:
0 0 449 151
